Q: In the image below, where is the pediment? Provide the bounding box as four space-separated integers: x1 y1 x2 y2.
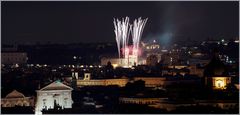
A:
40 81 73 91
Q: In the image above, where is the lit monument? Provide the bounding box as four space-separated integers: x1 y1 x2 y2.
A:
113 17 148 67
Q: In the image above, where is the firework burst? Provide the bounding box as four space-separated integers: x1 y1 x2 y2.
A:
113 17 147 66
113 17 132 58
132 17 148 62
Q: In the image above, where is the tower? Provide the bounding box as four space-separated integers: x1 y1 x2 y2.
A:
83 73 91 80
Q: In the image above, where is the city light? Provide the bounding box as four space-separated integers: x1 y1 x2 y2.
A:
15 64 19 68
213 78 227 89
73 56 77 60
1 2 238 114
112 64 118 68
221 39 224 42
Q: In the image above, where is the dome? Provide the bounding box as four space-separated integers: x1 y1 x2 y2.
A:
204 54 228 77
6 90 25 98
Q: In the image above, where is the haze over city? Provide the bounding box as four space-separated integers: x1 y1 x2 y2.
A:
1 1 239 114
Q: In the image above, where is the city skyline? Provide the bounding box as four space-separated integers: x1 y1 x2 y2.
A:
2 1 239 45
1 1 239 114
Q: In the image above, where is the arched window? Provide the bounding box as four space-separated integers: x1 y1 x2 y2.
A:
216 79 224 88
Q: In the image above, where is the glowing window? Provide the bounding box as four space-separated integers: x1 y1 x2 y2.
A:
215 79 225 89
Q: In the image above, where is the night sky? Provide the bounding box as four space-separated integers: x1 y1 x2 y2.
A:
2 1 239 45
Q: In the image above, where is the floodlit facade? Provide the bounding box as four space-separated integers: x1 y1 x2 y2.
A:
212 77 231 89
101 56 144 68
204 52 232 90
76 73 166 87
35 81 73 115
1 90 34 107
142 40 161 63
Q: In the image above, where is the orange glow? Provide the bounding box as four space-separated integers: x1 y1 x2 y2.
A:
212 77 230 89
112 64 118 68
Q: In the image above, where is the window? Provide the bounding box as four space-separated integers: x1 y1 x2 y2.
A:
215 79 224 89
43 99 47 107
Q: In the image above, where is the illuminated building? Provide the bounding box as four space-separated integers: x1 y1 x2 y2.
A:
101 40 162 68
211 77 231 89
35 81 73 115
142 40 161 62
100 58 122 68
75 71 200 88
113 17 147 67
1 90 34 107
143 40 160 50
77 73 130 87
101 54 145 68
72 72 79 79
204 51 231 90
76 73 166 87
1 52 28 64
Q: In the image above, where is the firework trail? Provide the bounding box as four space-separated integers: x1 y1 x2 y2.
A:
132 17 148 62
113 17 132 58
113 17 147 66
113 19 121 58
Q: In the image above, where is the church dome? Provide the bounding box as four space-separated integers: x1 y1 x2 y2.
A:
6 90 25 98
204 53 228 77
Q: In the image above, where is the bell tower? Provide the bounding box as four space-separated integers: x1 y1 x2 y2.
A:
83 73 91 80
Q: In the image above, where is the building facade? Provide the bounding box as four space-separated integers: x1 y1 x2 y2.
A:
35 81 73 115
1 90 34 107
204 52 232 90
76 73 166 88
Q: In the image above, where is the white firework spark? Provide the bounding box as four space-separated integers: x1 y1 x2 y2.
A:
132 17 148 62
113 17 132 58
113 17 147 66
113 18 121 58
